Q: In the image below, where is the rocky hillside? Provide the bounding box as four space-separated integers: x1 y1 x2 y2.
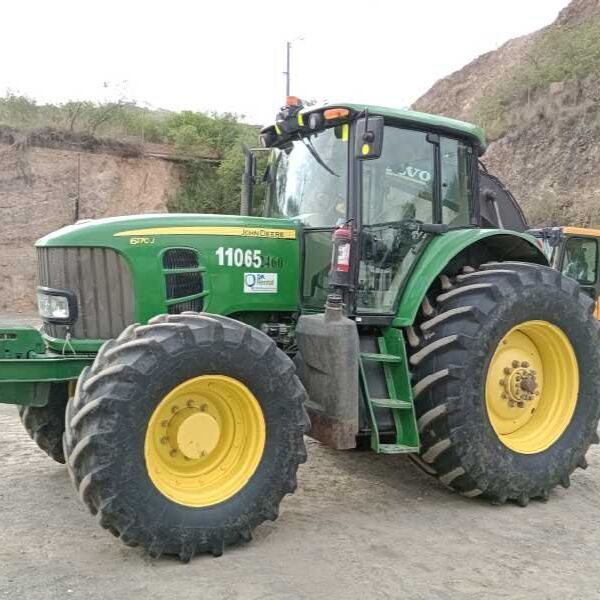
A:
413 0 600 227
0 130 185 311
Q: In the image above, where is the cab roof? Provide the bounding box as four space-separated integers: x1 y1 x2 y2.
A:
340 103 486 148
262 101 487 151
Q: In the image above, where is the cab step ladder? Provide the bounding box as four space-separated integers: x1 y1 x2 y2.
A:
358 329 420 454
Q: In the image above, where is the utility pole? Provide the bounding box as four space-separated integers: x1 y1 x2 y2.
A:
284 41 291 97
284 37 303 98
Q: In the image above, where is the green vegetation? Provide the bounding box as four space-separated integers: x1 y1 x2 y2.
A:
0 93 264 214
164 111 265 215
477 17 600 137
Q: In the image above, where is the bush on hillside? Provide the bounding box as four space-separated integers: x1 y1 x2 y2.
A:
477 17 600 136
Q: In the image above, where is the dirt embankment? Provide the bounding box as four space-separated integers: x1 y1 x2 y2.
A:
413 0 600 227
0 129 185 311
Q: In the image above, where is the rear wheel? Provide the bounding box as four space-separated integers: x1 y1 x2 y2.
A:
63 313 309 560
18 383 69 463
409 262 600 504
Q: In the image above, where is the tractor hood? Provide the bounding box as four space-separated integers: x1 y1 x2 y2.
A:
35 213 301 339
36 213 300 247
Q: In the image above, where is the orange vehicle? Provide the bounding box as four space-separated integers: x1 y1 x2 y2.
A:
529 226 600 318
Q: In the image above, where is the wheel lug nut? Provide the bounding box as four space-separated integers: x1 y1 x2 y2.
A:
200 404 208 412
161 437 168 445
187 400 195 408
170 449 177 457
512 360 520 368
517 401 525 408
504 367 512 375
521 361 529 368
161 420 168 427
501 393 508 399
499 379 505 386
171 405 179 414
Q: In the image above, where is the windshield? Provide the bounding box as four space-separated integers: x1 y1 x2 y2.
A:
265 126 348 228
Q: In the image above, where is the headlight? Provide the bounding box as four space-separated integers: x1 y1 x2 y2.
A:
36 287 78 323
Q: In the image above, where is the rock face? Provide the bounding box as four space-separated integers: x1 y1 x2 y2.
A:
0 136 183 311
413 0 600 227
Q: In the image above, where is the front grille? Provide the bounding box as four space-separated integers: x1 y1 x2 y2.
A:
163 248 204 315
37 247 135 339
167 298 203 314
165 272 203 298
163 248 199 270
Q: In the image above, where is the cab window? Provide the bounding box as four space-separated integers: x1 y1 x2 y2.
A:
362 127 435 225
562 237 598 285
267 126 348 228
441 137 472 226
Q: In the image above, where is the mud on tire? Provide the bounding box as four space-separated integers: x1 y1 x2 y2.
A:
63 313 309 560
409 262 600 505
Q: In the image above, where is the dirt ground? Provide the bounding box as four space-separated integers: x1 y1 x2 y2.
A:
1 315 600 599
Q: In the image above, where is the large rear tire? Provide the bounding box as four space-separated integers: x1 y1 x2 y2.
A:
409 262 600 505
18 383 69 463
63 313 309 560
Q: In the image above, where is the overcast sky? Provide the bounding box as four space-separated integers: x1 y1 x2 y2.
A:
2 0 570 125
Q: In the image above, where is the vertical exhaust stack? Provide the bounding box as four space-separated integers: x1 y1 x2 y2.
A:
240 145 255 216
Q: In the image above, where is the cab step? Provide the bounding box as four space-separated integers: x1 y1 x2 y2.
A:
358 329 420 454
378 444 420 454
360 352 402 363
370 398 413 409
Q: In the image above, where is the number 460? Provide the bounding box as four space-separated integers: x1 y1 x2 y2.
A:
215 247 262 268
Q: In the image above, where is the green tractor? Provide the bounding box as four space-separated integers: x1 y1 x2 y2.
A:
2 99 599 560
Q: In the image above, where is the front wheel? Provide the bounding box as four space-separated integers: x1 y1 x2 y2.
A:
409 262 600 505
18 383 69 463
63 313 309 560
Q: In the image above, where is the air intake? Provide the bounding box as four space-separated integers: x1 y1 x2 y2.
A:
162 249 205 314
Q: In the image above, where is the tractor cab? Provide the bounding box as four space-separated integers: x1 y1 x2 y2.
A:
250 98 526 318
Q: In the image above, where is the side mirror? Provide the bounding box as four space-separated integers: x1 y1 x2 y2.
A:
355 115 384 160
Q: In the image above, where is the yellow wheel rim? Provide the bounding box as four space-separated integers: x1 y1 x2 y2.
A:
485 320 579 454
144 375 265 507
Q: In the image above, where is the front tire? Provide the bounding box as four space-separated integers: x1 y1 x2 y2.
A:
409 262 600 505
18 383 69 463
63 313 309 560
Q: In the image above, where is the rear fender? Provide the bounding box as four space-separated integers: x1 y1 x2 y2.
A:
393 229 547 327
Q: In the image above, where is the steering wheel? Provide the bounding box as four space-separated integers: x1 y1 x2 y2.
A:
366 219 424 269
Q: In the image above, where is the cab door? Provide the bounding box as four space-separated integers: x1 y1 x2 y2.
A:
558 235 600 318
355 125 473 315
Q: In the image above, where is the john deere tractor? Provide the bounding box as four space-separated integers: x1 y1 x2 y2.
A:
2 99 599 561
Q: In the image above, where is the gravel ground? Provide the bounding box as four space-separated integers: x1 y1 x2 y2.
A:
1 314 600 599
1 402 600 600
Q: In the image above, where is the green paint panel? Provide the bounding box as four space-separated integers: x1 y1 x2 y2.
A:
341 103 486 147
393 229 547 327
0 349 93 406
0 325 45 358
37 213 301 325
